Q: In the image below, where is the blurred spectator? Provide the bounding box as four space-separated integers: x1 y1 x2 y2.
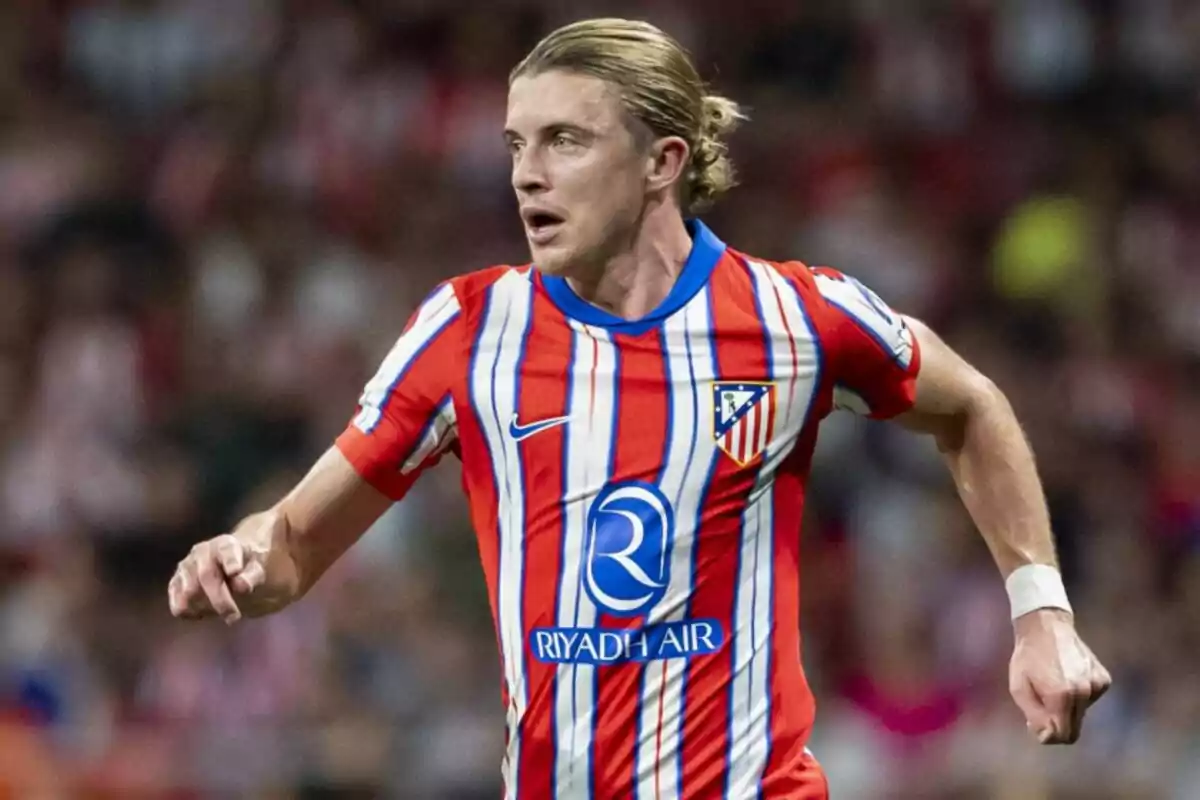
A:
0 2 1194 797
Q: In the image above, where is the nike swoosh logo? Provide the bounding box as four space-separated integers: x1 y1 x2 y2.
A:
509 414 571 442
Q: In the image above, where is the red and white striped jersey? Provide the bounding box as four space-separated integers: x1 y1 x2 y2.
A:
336 220 920 799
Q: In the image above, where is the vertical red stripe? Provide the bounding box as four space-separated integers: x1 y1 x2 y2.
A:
679 259 774 797
514 295 573 798
592 329 670 797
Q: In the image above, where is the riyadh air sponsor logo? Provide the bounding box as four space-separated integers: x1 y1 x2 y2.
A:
531 620 723 665
531 481 724 665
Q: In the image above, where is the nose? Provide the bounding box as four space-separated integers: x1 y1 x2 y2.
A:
512 146 549 195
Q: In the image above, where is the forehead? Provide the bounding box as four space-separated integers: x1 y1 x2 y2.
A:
506 70 624 132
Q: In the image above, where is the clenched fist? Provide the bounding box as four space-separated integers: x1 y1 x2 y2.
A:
1009 608 1112 745
168 510 299 624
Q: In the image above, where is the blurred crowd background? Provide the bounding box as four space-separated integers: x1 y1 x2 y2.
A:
0 0 1196 797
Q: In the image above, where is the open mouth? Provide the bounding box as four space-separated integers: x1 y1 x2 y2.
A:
523 210 565 243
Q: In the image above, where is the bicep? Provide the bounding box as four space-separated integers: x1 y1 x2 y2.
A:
894 317 998 444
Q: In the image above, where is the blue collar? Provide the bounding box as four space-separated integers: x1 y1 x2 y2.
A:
538 219 726 335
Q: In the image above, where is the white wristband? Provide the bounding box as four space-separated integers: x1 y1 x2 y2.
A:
1006 564 1072 620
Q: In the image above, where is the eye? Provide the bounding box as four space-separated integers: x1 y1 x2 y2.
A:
506 139 524 158
552 133 576 150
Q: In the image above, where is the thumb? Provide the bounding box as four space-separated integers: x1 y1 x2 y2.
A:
1011 676 1055 741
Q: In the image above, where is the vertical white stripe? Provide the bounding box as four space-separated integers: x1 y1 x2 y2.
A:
636 288 721 800
355 283 459 433
554 321 618 800
470 272 534 799
726 488 774 797
724 262 821 796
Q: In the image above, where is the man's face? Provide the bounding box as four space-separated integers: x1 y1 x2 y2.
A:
505 70 650 276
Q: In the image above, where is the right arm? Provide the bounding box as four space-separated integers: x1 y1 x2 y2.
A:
168 448 391 623
169 281 464 624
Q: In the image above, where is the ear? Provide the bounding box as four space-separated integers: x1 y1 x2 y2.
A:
645 136 690 195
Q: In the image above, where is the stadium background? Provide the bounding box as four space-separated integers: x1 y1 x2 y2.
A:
0 0 1196 797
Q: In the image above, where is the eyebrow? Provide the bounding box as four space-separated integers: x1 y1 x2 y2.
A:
503 122 594 143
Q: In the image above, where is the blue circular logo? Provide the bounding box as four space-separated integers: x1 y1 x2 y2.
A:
584 481 675 618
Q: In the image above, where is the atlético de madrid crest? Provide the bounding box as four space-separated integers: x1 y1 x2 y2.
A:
712 382 776 466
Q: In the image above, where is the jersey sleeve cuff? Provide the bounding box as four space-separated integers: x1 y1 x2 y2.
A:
335 426 415 502
865 326 922 420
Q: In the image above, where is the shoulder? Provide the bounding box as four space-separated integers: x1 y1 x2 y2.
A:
721 247 825 306
725 248 896 318
441 264 535 317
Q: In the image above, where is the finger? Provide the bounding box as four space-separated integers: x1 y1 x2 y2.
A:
168 573 185 617
1090 662 1113 704
1043 679 1081 744
230 560 266 595
214 535 245 575
1066 685 1091 744
196 552 241 623
1011 677 1055 740
176 564 213 617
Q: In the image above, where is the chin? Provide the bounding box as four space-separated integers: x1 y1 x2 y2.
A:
528 243 572 276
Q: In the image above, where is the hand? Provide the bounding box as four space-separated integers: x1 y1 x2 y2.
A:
168 511 296 624
1009 608 1111 744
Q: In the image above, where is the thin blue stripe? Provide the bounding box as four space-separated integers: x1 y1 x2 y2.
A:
586 333 620 800
677 287 721 791
467 284 517 797
468 282 500 600
723 524 746 797
509 280 535 796
567 328 587 795
749 261 777 798
477 282 523 795
777 277 825 433
762 269 824 797
709 271 744 796
632 327 676 800
753 503 772 796
551 325 579 800
654 330 674 483
666 295 706 797
396 393 452 467
793 274 825 661
821 293 907 369
366 303 460 433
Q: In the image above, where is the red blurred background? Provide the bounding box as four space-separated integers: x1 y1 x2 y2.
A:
0 1 1196 797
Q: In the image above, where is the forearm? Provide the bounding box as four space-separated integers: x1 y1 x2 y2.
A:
937 383 1057 577
269 446 391 597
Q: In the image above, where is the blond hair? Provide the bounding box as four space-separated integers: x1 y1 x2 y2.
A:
511 18 746 214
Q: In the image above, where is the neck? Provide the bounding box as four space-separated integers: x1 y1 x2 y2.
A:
566 206 693 321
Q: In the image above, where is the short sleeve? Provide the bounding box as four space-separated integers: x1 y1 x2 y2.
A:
810 267 921 419
335 282 463 500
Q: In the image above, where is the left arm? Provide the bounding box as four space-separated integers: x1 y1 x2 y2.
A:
896 317 1111 745
894 318 1057 578
803 265 1110 746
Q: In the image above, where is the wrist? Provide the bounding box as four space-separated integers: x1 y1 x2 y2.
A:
1005 563 1072 621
